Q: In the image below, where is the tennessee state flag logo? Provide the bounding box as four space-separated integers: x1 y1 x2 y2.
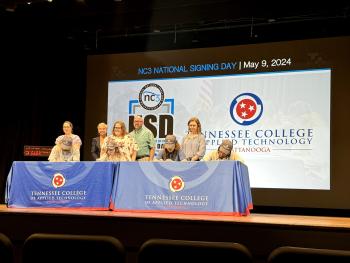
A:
52 173 66 188
230 92 263 126
169 176 185 192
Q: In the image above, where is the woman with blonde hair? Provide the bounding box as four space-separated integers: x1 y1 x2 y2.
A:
98 120 138 161
180 117 206 161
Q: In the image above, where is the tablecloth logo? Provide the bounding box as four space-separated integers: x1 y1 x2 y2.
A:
230 92 263 126
169 176 185 192
52 173 66 188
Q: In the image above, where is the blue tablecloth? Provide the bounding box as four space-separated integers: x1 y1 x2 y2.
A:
5 161 252 215
111 161 252 215
6 161 115 210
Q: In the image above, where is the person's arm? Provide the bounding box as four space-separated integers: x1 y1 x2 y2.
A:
72 144 81 161
48 145 59 162
55 135 63 145
179 136 187 161
177 148 184 161
202 151 212 161
72 134 82 146
148 130 156 161
99 136 108 158
131 150 137 161
195 135 206 160
149 147 155 161
129 135 138 161
154 149 164 160
91 138 98 161
191 155 200 161
230 152 245 164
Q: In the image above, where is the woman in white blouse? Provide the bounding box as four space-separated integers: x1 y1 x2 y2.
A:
48 121 82 162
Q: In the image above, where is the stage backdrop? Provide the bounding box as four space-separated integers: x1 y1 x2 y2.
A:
108 69 330 190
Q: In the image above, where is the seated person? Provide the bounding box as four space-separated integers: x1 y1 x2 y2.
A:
97 137 120 161
202 139 244 163
48 136 79 162
155 135 181 161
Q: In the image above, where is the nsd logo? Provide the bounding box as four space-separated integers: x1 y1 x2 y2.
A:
52 173 66 188
169 176 185 192
128 83 174 139
230 93 263 126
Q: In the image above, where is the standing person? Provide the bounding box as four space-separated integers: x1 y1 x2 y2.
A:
155 134 181 161
48 121 82 162
91 122 107 160
98 120 138 161
129 115 155 161
203 139 244 162
180 117 206 161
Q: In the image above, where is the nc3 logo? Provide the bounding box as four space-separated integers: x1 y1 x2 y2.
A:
139 83 164 110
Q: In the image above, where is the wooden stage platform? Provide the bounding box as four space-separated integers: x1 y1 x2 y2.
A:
1 205 350 262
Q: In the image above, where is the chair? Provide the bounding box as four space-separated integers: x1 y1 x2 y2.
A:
268 246 350 263
0 233 14 263
138 238 253 263
22 233 125 263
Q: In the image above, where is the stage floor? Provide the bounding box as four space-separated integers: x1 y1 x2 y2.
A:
1 204 350 229
1 204 350 263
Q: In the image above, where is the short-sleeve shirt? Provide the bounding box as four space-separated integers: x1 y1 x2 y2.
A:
129 126 155 158
98 134 138 161
55 134 82 147
202 150 245 163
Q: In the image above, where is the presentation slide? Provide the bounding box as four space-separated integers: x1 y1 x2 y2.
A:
86 36 350 210
108 69 330 190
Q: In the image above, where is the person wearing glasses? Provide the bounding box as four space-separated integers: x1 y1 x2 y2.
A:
98 120 138 161
129 115 155 161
